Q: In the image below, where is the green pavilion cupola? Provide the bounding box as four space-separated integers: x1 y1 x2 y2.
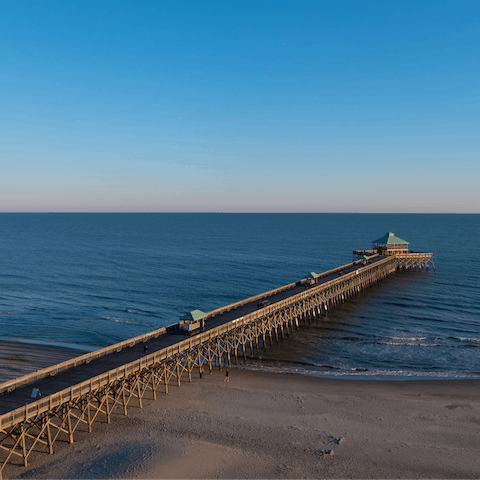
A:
372 232 409 256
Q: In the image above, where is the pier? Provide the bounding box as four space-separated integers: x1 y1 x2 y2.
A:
0 234 433 478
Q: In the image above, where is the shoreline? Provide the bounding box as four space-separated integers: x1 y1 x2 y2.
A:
4 368 480 478
236 361 480 381
2 339 479 385
0 340 89 384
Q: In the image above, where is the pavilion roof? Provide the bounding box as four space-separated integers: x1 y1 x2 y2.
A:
182 309 207 321
372 232 409 246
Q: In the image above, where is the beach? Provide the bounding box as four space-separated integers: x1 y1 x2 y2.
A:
4 367 480 479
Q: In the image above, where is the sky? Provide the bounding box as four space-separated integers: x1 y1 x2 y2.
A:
1 0 479 213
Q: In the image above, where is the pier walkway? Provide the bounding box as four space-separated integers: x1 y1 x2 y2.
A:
0 255 385 416
0 246 433 478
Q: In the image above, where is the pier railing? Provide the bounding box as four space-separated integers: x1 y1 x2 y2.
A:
0 324 180 396
199 258 370 318
1 253 428 477
0 257 372 397
0 256 396 431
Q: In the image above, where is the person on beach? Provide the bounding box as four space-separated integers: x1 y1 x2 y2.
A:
224 370 229 382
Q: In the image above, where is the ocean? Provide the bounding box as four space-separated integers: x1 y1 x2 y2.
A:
1 213 479 380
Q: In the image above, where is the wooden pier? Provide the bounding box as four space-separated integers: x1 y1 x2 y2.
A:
0 237 433 478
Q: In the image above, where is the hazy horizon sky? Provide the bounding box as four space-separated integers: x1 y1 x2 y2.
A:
1 1 479 213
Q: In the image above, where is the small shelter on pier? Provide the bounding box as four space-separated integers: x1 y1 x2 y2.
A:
181 309 207 335
372 232 409 255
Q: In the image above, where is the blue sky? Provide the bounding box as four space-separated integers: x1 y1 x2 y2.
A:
1 0 479 212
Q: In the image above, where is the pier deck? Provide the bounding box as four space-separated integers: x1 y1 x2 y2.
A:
0 249 431 477
0 255 384 416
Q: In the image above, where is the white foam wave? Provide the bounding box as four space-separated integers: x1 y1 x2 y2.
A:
378 341 441 347
238 363 480 380
100 315 138 325
100 314 157 327
376 336 442 347
126 308 162 318
389 336 426 341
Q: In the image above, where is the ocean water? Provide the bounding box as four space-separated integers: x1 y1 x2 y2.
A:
0 213 479 380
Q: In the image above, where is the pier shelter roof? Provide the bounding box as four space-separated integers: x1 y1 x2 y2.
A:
372 232 409 246
182 309 207 321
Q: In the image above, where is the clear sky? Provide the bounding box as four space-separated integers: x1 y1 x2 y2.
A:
1 0 479 213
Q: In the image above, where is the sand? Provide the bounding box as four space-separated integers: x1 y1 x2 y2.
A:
4 367 480 479
0 341 89 384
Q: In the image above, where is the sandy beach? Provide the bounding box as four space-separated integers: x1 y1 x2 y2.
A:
3 367 479 479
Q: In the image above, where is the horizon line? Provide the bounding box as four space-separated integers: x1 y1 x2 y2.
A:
0 211 478 215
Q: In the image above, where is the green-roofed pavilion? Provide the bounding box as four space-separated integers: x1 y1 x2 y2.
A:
373 232 409 246
372 232 409 255
189 309 207 321
181 309 207 321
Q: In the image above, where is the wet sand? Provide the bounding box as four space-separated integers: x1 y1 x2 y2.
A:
4 367 480 479
0 340 89 384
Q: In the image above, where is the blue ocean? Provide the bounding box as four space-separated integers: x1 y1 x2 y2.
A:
1 213 479 379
